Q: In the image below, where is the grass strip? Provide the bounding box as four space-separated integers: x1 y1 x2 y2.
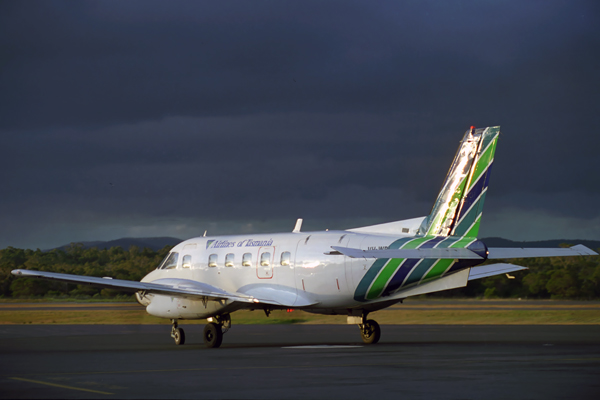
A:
1 308 600 325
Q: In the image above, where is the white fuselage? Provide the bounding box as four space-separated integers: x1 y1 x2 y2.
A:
141 230 415 318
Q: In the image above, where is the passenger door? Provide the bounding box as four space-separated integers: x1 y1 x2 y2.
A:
257 246 275 279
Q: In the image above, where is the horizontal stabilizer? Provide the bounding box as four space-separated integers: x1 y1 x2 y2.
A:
487 244 598 259
468 263 528 280
330 246 484 259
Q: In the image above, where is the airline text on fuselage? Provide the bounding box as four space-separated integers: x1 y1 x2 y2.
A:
209 238 274 249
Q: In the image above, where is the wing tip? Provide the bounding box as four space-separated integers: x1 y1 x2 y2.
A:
570 244 599 256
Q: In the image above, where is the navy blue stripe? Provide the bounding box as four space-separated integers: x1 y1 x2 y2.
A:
483 162 494 188
380 236 446 296
381 258 420 296
456 163 491 223
353 258 388 302
352 237 415 302
403 259 436 286
477 163 494 215
420 236 446 249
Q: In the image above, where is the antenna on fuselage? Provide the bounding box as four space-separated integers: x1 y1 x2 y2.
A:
203 230 207 237
293 218 303 233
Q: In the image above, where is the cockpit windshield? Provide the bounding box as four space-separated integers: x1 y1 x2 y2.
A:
158 252 179 270
156 254 169 270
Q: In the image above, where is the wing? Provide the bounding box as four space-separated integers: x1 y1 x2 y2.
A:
487 244 598 259
11 269 318 308
236 284 317 307
11 269 255 303
330 246 483 259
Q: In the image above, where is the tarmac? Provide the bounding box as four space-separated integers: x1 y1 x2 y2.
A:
0 324 599 399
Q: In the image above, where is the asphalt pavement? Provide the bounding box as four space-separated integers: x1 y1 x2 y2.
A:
0 324 599 399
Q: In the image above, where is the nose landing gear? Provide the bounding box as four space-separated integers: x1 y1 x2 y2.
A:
171 319 185 345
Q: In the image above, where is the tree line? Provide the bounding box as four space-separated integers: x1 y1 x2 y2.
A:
1 243 599 300
1 244 170 299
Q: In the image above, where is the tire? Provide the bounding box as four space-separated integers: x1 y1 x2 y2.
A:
174 327 185 345
360 319 381 344
203 323 223 348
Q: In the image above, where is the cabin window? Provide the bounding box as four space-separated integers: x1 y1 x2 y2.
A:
225 253 235 267
280 251 291 266
242 253 252 267
208 254 218 268
260 252 271 267
161 252 179 269
182 255 192 268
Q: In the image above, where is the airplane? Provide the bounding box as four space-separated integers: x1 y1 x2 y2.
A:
12 126 598 348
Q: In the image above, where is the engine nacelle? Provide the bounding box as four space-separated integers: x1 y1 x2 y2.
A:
135 292 153 306
145 294 237 319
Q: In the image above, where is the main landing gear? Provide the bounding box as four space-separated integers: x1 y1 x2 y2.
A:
355 312 381 344
170 315 231 348
359 319 381 344
203 314 231 348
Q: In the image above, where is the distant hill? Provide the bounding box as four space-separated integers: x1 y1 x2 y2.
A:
50 236 600 252
480 237 600 250
52 237 183 252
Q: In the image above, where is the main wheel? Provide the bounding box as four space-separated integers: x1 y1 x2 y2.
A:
360 319 381 344
203 323 223 348
173 327 185 345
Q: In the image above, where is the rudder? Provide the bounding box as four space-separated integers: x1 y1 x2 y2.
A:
419 126 500 237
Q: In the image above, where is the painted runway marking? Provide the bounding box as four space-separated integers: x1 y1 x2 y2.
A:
9 377 113 395
282 345 363 349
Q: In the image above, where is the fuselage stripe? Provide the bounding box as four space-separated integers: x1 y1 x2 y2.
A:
371 236 442 297
383 235 447 293
353 236 415 301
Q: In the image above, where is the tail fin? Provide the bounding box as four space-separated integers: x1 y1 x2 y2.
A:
419 126 500 238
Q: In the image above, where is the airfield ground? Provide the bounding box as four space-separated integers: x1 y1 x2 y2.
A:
1 299 600 325
0 323 599 399
1 301 599 399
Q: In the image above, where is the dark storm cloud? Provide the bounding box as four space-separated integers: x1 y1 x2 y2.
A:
1 0 599 248
2 1 595 128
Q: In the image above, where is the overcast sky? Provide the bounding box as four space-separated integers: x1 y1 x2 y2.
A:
1 1 599 249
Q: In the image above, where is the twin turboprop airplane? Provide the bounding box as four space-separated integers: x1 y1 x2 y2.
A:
12 126 597 348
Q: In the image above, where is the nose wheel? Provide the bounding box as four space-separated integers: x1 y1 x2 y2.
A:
171 319 186 345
